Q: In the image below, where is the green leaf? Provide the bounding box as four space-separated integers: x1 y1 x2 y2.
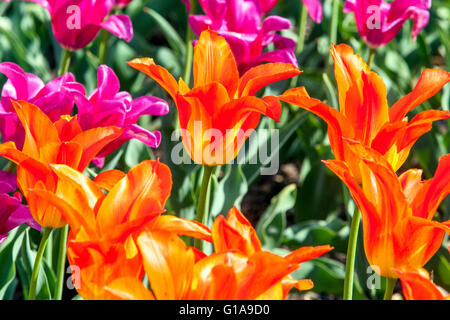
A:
0 226 26 299
210 165 248 220
144 8 186 59
242 111 308 185
292 257 367 299
283 215 349 253
256 184 296 249
16 229 52 300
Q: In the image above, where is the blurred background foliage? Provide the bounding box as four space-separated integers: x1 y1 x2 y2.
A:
0 0 449 300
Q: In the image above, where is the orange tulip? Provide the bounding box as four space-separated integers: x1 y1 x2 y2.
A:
323 146 450 278
0 100 123 228
105 206 332 300
31 160 211 299
280 44 450 181
395 267 449 300
127 29 300 166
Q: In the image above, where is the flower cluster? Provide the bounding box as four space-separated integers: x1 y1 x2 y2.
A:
0 0 448 302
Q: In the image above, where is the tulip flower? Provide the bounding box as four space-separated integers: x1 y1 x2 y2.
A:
0 62 84 149
20 0 133 51
36 160 211 299
280 44 450 182
0 171 40 245
395 267 450 300
323 148 450 279
188 0 297 73
105 206 332 300
343 0 431 48
128 29 300 166
73 65 169 167
0 100 123 228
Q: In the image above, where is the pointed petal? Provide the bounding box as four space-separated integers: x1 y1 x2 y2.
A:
137 230 194 300
238 62 300 97
11 100 60 162
151 215 212 242
93 169 126 191
193 30 239 98
389 69 450 122
395 267 448 300
279 87 353 160
285 245 333 264
212 206 262 255
70 126 124 171
100 14 133 42
127 58 179 101
96 160 172 236
411 154 450 220
331 44 369 117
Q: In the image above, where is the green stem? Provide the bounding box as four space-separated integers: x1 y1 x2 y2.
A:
194 165 214 251
28 228 52 300
54 225 69 300
367 48 376 69
182 0 196 86
343 206 361 300
98 29 111 65
330 0 340 45
295 3 308 55
289 4 308 89
383 277 397 300
58 49 73 76
328 0 340 67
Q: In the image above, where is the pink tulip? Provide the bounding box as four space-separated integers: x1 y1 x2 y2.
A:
0 171 40 245
344 0 431 48
302 0 323 23
189 0 297 74
72 65 169 167
22 0 133 51
0 62 84 149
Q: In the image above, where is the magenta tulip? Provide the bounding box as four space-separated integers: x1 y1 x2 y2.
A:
72 65 169 167
21 0 133 51
0 171 40 245
189 0 297 73
0 62 84 149
344 0 431 48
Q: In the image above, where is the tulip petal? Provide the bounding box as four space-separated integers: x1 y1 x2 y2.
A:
127 58 179 101
100 14 133 42
105 277 155 300
331 44 369 116
193 30 239 98
280 87 353 160
389 69 450 122
70 126 124 171
137 230 194 300
395 267 448 300
11 100 61 162
238 62 301 97
151 215 212 242
411 154 450 220
212 206 262 255
96 160 172 236
285 245 333 264
93 169 126 191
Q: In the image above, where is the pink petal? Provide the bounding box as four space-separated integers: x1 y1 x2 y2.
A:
100 14 133 43
302 0 323 23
